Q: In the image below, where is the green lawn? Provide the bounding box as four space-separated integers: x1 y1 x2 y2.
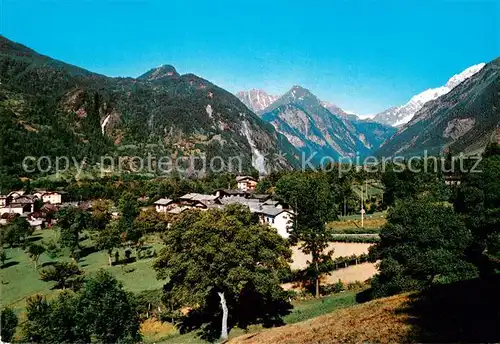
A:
352 183 384 199
1 229 165 317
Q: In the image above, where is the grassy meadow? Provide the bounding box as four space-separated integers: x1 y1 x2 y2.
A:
1 228 165 318
1 225 372 343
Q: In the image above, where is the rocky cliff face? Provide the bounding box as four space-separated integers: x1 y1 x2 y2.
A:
261 86 380 161
236 89 279 115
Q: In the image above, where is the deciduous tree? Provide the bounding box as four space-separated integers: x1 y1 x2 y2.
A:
1 307 18 342
77 270 141 343
27 243 46 269
154 205 292 341
370 199 477 298
276 172 338 297
23 272 141 343
455 144 500 277
39 261 83 290
57 206 91 257
96 220 122 266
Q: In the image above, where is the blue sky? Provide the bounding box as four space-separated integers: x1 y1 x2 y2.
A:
1 0 499 115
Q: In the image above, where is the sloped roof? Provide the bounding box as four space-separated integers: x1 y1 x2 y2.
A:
214 189 248 196
254 206 293 217
168 206 191 214
220 196 260 206
180 193 218 202
14 196 35 204
249 193 270 200
236 176 257 182
4 203 24 209
8 190 25 198
154 198 174 205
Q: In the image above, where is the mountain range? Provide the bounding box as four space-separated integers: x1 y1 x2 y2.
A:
1 34 497 179
237 86 396 162
0 36 299 177
372 63 486 127
236 60 498 161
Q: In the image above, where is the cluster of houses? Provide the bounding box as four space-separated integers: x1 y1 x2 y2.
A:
154 176 294 238
0 190 70 228
0 176 295 238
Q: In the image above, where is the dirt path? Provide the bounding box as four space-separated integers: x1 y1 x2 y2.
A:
290 242 373 270
282 262 378 290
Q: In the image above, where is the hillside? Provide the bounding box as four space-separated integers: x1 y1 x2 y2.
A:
231 272 500 344
229 293 412 344
261 86 395 161
376 58 500 157
0 36 300 178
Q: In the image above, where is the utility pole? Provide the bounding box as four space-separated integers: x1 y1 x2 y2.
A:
365 179 368 202
360 185 364 228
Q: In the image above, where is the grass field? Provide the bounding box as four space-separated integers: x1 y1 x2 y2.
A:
329 211 386 233
1 229 165 318
1 229 371 343
231 275 500 344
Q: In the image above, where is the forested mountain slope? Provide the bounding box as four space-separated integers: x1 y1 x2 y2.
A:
0 36 300 178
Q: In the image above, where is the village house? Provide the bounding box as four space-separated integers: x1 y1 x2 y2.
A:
8 190 26 199
254 206 293 239
41 191 67 204
151 190 293 239
219 196 262 211
0 203 25 216
0 195 12 207
154 198 175 213
444 175 462 186
248 193 271 202
0 195 36 215
33 190 68 204
153 193 222 214
236 176 258 191
178 193 220 209
219 196 293 239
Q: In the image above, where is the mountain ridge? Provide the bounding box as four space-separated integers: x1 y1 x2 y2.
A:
0 35 300 177
260 86 395 161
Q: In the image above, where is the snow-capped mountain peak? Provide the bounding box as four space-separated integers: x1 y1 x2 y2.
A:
445 63 486 89
374 63 485 127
